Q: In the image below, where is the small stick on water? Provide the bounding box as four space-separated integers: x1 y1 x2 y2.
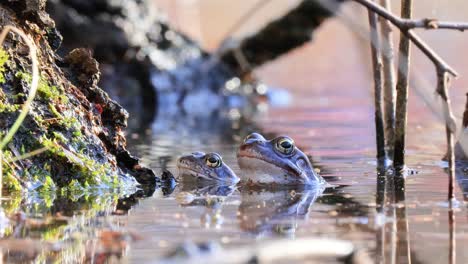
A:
393 0 412 171
437 70 457 201
379 0 396 155
367 4 386 163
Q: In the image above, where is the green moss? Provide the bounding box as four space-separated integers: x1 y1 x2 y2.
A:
0 103 20 113
48 103 64 119
41 136 66 158
0 48 9 84
72 130 82 138
15 72 68 103
40 133 118 188
48 102 81 130
1 151 23 193
61 116 80 130
33 114 45 125
1 195 21 215
66 179 84 196
41 175 56 192
52 131 67 143
4 170 22 192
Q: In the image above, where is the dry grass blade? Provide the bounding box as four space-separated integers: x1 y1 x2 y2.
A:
0 26 39 150
9 147 49 162
0 25 39 197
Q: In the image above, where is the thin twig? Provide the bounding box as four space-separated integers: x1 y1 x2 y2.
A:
367 4 386 162
379 0 396 155
403 19 468 31
393 0 413 171
352 0 458 77
353 0 468 31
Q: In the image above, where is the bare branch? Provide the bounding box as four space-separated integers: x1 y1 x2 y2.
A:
403 19 468 31
352 0 458 76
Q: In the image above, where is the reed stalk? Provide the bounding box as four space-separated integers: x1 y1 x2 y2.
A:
367 4 386 163
393 0 413 171
379 0 396 155
436 70 457 202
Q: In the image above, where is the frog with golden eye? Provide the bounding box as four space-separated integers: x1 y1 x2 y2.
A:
177 152 240 184
237 133 324 186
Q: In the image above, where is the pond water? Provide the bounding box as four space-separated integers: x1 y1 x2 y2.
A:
120 85 468 263
1 2 468 263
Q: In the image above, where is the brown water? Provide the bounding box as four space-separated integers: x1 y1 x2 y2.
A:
1 1 468 263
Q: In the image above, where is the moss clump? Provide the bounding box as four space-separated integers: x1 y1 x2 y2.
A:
16 72 68 103
1 195 21 215
40 135 118 189
52 131 67 143
4 172 22 193
0 103 20 113
1 151 23 193
40 175 56 193
0 48 8 84
66 179 84 198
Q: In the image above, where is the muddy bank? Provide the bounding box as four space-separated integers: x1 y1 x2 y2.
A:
0 1 155 195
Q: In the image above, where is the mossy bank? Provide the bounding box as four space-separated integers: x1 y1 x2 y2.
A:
0 1 156 196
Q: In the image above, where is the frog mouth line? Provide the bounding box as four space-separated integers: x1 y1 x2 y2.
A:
177 164 236 183
177 165 212 181
237 151 298 176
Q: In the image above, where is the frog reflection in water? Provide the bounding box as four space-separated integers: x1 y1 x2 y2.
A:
237 133 324 186
177 152 240 184
238 187 324 236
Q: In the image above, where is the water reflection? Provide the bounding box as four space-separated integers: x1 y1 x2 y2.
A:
372 170 412 264
238 186 324 237
175 183 237 230
0 194 136 263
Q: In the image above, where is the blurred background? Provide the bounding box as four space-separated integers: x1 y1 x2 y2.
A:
153 0 468 154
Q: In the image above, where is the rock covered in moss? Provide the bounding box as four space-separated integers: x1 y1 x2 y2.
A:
0 1 156 195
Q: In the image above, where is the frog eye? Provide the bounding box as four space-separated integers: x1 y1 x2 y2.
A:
243 134 255 143
243 132 264 143
205 154 222 168
275 137 295 154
